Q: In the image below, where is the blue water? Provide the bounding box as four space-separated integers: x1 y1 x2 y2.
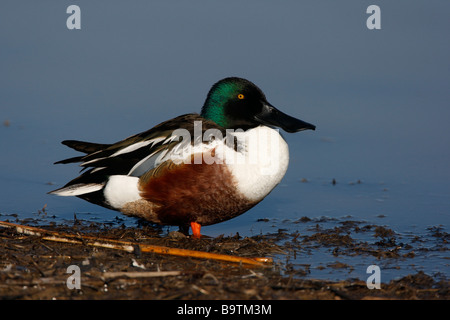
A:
1 1 449 283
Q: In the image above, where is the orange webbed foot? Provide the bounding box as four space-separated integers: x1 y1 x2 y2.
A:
190 222 201 239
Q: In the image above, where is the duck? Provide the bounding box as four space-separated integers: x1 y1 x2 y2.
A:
49 77 315 238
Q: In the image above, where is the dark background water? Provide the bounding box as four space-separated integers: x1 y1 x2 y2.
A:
1 1 449 282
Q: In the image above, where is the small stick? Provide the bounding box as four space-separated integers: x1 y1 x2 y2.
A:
101 271 182 279
0 220 273 266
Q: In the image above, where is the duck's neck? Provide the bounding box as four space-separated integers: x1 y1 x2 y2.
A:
225 126 289 202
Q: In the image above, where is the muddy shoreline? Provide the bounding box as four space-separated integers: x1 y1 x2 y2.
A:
0 217 448 300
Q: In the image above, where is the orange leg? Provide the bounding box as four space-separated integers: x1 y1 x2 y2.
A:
190 222 202 239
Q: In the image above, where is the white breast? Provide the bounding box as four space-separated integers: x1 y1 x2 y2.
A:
224 126 290 202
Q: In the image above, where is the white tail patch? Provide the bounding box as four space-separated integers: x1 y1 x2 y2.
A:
49 183 105 196
103 175 141 209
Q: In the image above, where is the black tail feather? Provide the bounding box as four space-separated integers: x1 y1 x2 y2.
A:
54 156 85 164
54 140 111 164
62 140 110 154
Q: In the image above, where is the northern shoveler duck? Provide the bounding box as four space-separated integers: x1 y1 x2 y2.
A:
49 77 315 238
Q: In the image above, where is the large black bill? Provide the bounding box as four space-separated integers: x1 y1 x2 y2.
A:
255 104 316 133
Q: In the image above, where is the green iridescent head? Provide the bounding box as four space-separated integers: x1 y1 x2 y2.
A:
200 77 316 132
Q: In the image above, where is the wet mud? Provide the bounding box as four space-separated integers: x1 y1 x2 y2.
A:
0 216 448 300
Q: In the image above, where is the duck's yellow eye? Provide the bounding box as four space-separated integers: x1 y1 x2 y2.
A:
237 94 245 100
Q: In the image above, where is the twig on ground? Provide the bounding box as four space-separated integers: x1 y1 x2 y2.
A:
0 220 273 266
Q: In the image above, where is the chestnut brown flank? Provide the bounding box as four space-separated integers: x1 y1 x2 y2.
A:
135 157 258 227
